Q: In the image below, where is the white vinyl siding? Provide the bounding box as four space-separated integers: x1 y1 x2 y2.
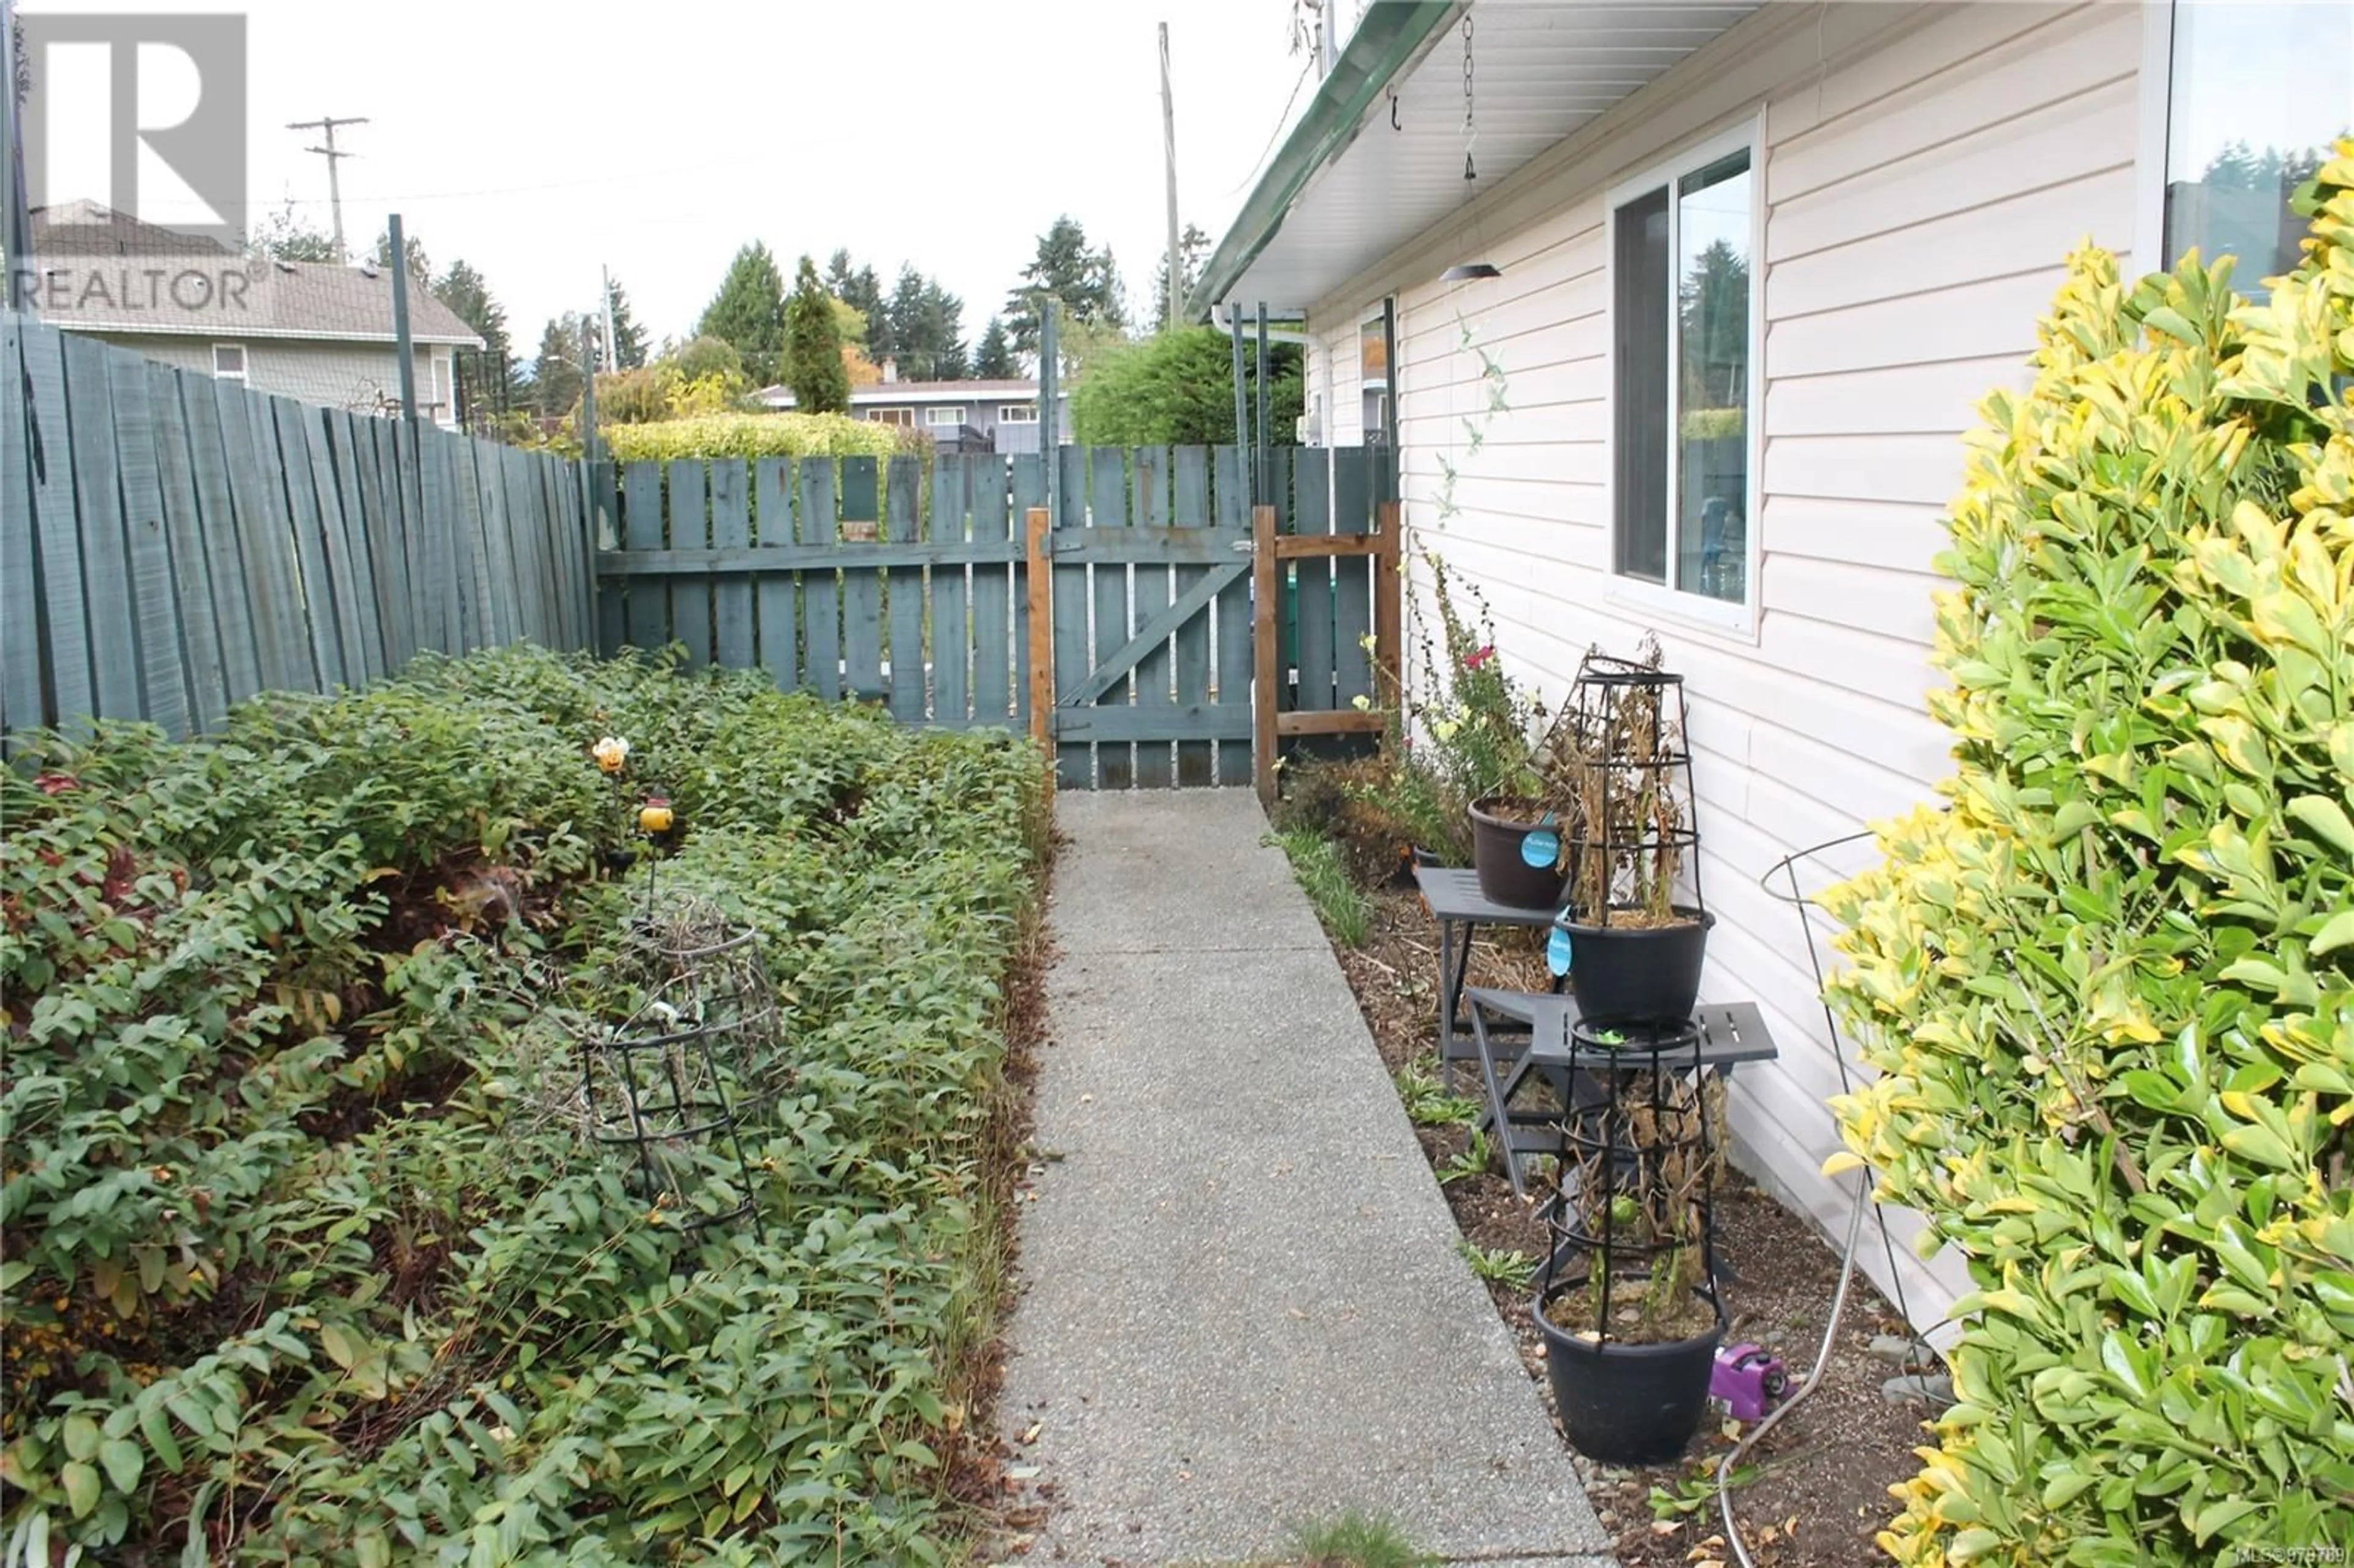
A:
1299 0 2149 1334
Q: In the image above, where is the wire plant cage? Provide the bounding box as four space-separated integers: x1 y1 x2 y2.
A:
1547 644 1704 931
580 897 784 1231
1534 1018 1726 1346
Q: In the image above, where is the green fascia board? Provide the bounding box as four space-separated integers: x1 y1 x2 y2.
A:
1187 1 1461 319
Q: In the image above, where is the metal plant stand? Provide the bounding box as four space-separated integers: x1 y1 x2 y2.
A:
1535 1018 1724 1339
582 899 783 1231
1556 652 1703 927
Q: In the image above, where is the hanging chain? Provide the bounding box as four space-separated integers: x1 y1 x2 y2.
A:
1461 10 1478 181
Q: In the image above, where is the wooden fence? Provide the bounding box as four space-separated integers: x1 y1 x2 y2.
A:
595 444 1398 788
1 311 594 741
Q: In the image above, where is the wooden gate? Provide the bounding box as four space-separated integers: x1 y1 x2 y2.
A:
593 444 1398 791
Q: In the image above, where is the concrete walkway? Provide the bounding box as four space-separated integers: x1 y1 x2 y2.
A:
998 790 1613 1566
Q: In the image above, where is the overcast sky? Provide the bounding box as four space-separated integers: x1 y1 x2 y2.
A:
25 0 1327 355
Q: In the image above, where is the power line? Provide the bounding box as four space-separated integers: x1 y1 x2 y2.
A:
286 114 367 262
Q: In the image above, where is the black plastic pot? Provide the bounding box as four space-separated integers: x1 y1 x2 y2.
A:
1469 797 1567 909
1555 907 1715 1022
1535 1278 1726 1465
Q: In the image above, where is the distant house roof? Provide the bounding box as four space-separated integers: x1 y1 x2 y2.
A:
758 377 1053 409
25 200 484 348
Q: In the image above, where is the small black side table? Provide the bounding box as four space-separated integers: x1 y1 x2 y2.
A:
1465 986 1780 1198
1412 866 1563 1091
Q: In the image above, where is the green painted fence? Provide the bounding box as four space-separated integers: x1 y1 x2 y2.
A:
593 444 1394 790
0 311 595 741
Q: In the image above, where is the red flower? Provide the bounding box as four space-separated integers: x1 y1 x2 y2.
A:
31 773 77 795
1463 645 1496 671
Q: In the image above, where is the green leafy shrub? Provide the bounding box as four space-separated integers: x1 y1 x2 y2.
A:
602 411 899 463
1826 147 2354 1564
1 645 1045 1562
1068 325 1301 446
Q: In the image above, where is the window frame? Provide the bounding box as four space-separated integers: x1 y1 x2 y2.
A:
997 403 1039 424
2135 0 2348 283
924 405 969 428
867 406 915 427
1600 115 1764 639
211 342 247 381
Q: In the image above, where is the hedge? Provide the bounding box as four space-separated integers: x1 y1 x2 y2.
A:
1826 144 2354 1563
0 647 1046 1563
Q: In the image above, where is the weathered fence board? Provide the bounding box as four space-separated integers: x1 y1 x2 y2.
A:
712 459 753 671
971 454 1013 729
799 460 841 702
1 311 592 743
1009 453 1046 736
1293 447 1336 720
841 458 883 701
1333 444 1374 706
1213 446 1254 786
1171 445 1213 786
885 457 924 723
754 457 796 692
1130 446 1173 788
931 455 970 728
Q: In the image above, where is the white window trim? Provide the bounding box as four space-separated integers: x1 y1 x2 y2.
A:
211 342 246 380
924 405 968 427
998 403 1039 423
2134 1 2176 270
1600 114 1764 641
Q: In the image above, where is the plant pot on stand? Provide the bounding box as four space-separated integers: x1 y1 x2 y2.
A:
1532 1018 1728 1465
1543 650 1712 1013
1469 796 1567 910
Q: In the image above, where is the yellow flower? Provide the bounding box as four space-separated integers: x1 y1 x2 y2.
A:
1350 695 1373 712
1432 718 1461 742
639 797 675 834
592 736 631 774
1358 633 1377 654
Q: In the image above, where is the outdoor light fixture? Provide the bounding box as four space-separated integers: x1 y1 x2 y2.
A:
1441 262 1503 282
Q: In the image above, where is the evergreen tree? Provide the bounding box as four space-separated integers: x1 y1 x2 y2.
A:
605 278 649 368
697 242 788 385
782 255 850 414
531 314 586 419
245 199 338 262
883 266 967 379
370 227 432 281
1149 223 1213 329
432 259 517 416
973 316 1016 379
1005 215 1123 359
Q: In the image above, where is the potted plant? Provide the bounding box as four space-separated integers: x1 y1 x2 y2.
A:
1541 641 1713 1019
1533 1033 1727 1464
1412 557 1563 907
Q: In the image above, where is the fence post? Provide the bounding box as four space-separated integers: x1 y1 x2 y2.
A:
1252 502 1278 810
1025 505 1054 758
1374 499 1403 710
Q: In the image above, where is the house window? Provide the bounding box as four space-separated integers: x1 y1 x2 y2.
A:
1609 127 1755 613
925 405 968 428
868 406 915 427
212 343 246 381
998 403 1039 424
432 351 452 419
2158 2 2352 291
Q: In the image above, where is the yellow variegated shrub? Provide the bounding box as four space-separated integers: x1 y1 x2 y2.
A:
602 411 901 464
1826 143 2354 1566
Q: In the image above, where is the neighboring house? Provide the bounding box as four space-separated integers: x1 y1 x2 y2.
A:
1195 0 2349 1331
756 367 1072 454
24 200 484 430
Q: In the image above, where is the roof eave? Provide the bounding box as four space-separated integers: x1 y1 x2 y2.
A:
1186 1 1461 321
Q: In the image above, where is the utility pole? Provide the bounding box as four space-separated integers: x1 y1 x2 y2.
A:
601 265 619 373
1159 21 1183 329
287 115 367 262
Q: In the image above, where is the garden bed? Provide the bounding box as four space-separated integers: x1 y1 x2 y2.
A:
1325 883 1930 1568
1 647 1048 1563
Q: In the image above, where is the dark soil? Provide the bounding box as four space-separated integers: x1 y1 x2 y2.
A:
1335 884 1936 1568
